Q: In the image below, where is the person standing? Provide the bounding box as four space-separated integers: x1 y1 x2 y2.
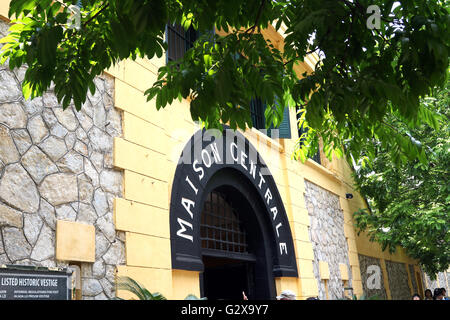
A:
440 288 448 300
433 288 444 300
412 294 421 300
424 289 433 300
276 290 297 300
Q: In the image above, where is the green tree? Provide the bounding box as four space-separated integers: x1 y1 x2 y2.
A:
352 77 449 277
0 0 448 164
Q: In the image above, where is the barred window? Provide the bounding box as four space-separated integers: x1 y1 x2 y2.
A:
166 23 198 62
200 191 249 254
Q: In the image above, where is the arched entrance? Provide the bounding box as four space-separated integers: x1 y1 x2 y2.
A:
199 169 276 299
169 128 298 300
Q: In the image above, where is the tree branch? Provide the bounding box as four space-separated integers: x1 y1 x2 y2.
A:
83 3 110 28
283 26 330 67
244 0 266 34
283 47 319 66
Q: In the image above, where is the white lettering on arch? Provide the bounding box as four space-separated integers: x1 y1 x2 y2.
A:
230 142 239 162
176 218 193 242
264 188 272 205
201 149 212 168
279 242 288 255
193 159 204 180
181 197 195 219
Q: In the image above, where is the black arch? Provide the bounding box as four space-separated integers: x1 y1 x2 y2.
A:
200 168 278 298
169 127 298 277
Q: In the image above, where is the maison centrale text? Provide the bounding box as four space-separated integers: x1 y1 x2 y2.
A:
176 138 289 256
1 277 58 287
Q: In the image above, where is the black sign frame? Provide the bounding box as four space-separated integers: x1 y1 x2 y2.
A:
0 266 72 300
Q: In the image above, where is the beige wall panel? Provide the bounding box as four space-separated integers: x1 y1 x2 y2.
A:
122 111 169 155
114 198 169 238
116 265 173 299
172 270 201 300
56 220 95 262
125 232 171 269
114 137 169 182
123 170 169 209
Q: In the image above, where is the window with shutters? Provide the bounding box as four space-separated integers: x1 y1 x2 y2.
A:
166 23 198 62
250 98 266 132
165 27 291 140
250 97 291 139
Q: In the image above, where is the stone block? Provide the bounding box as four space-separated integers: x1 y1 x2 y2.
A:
0 102 27 128
39 173 78 206
0 125 20 164
0 203 22 228
22 145 58 182
0 163 39 212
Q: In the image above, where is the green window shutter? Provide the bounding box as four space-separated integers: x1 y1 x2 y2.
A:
277 105 291 139
270 96 291 139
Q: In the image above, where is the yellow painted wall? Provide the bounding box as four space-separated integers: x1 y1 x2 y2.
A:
0 1 10 21
0 3 422 299
106 23 421 300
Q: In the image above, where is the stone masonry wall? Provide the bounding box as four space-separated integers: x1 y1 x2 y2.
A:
384 260 411 300
304 180 352 300
0 20 124 300
408 264 419 295
424 271 449 295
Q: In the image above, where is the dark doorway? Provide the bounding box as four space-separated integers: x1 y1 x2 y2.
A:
202 256 254 300
198 171 277 300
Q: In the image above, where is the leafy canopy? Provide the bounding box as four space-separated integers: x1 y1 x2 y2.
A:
352 78 450 277
0 0 449 164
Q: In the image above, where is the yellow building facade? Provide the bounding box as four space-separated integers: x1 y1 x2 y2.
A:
0 2 444 300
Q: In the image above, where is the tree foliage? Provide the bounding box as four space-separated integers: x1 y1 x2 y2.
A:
114 276 206 300
352 78 450 277
0 0 449 164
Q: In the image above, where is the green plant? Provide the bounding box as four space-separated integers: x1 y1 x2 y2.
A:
114 276 166 300
352 77 450 277
113 276 207 300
